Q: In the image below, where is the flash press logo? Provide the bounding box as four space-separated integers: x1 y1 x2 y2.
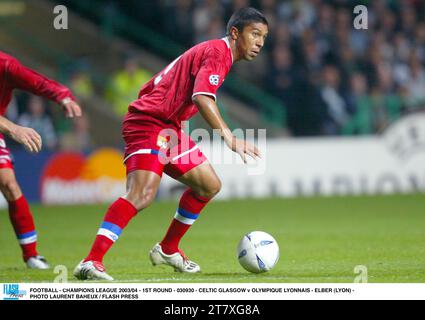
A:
3 284 27 300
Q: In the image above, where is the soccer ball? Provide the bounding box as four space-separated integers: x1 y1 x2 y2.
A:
237 231 280 273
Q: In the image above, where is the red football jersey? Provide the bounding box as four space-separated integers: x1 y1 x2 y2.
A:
127 38 233 129
0 51 74 116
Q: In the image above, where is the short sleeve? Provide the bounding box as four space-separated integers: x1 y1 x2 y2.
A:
192 45 227 101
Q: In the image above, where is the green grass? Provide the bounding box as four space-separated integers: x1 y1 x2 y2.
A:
0 194 424 283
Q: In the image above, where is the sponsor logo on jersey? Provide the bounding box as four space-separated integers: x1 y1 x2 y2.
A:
157 135 169 149
209 75 220 86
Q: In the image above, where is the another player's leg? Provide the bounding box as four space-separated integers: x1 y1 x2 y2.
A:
0 168 49 269
74 169 161 281
150 161 221 273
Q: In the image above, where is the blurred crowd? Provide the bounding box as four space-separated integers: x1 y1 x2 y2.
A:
12 0 425 145
113 0 425 136
8 89 93 152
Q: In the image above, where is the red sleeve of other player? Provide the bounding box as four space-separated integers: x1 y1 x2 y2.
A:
192 44 228 101
6 57 75 104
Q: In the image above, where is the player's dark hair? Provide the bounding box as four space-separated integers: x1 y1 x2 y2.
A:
226 7 268 35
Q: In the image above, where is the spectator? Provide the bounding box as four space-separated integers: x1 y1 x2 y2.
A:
6 95 19 123
106 57 152 117
370 63 402 132
415 22 425 62
314 3 334 56
17 96 58 150
198 16 226 44
259 0 277 30
319 65 349 135
403 56 425 109
69 70 94 100
162 0 194 46
400 6 417 39
302 38 322 85
343 73 373 135
268 45 295 102
59 114 93 152
193 0 224 44
277 0 315 37
379 9 397 39
225 0 251 22
271 22 291 48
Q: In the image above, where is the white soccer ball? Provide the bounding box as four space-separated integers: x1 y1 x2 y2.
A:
237 231 280 273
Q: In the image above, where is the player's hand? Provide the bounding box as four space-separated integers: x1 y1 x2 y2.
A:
60 98 82 118
9 124 42 153
228 138 261 164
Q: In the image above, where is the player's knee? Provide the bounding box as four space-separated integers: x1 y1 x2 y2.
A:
127 186 157 211
211 178 222 197
138 189 157 210
0 178 21 200
199 178 222 199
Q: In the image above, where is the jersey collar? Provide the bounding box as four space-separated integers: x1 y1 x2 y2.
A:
222 37 234 65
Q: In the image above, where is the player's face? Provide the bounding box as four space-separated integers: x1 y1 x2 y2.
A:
238 23 269 61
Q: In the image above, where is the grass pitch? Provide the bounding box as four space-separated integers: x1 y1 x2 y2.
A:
0 194 424 283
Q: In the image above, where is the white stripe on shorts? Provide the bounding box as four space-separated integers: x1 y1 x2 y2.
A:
172 145 199 162
123 149 154 163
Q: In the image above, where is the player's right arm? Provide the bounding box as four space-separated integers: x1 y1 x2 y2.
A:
6 57 82 118
0 116 42 153
193 94 260 163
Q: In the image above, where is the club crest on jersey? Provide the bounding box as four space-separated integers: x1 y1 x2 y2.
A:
157 135 169 149
209 75 220 86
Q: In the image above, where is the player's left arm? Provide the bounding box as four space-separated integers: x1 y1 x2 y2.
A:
7 58 82 118
0 115 42 153
193 94 261 163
